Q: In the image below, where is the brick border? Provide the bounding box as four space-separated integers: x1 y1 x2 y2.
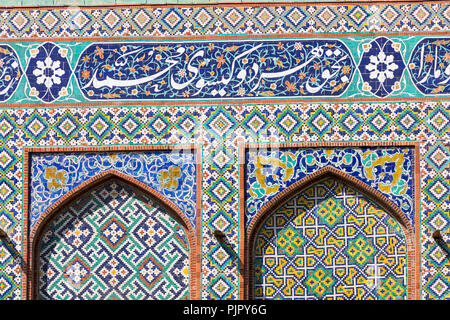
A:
22 144 202 300
238 141 420 300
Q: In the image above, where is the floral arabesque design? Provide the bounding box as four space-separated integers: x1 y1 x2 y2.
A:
0 45 22 102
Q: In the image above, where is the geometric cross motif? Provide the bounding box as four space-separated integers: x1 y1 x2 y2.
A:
426 106 450 137
99 216 128 250
3 1 450 303
204 108 238 139
254 178 407 300
366 109 391 136
0 114 16 141
148 112 171 139
118 113 143 139
346 235 375 266
0 148 17 173
424 177 450 205
86 112 112 142
304 267 335 298
358 37 405 98
338 109 363 136
276 226 304 257
395 108 419 135
23 112 50 142
138 255 163 288
307 107 334 137
315 197 346 228
243 109 270 139
54 113 81 141
38 179 189 300
275 108 302 138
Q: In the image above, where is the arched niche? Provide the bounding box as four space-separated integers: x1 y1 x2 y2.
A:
245 166 417 300
26 169 199 300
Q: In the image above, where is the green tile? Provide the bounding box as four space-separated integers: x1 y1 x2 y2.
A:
115 0 143 4
83 0 116 5
53 0 84 5
21 0 56 5
2 0 24 6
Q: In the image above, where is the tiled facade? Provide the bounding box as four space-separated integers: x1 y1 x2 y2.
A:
0 1 449 300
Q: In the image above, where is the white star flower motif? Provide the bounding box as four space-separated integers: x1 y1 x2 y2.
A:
32 56 65 89
365 51 398 84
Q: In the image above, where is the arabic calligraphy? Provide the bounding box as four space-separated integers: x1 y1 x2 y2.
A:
0 45 22 102
409 38 450 95
74 40 356 100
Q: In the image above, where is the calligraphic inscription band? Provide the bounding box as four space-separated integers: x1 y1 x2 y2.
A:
74 39 356 100
409 38 450 95
0 45 22 102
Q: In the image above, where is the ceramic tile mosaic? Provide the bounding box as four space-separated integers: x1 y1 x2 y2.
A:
3 35 450 104
0 1 448 300
29 150 198 228
39 179 190 299
253 178 407 300
245 146 416 228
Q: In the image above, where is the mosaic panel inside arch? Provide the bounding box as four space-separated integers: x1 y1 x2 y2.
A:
38 179 190 300
253 178 407 300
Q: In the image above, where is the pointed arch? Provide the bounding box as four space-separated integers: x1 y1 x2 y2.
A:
243 165 417 300
25 169 200 300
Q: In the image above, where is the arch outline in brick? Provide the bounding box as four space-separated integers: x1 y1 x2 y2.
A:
21 145 202 300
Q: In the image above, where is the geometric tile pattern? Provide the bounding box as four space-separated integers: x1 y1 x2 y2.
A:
0 2 449 301
0 99 445 300
358 37 405 98
25 42 72 103
254 179 407 299
0 99 447 300
0 4 449 40
38 179 190 299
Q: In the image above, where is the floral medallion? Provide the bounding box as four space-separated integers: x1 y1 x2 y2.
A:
25 42 72 103
358 37 405 98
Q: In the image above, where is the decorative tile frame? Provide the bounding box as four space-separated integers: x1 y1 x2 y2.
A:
238 141 421 300
0 1 447 300
21 144 202 300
